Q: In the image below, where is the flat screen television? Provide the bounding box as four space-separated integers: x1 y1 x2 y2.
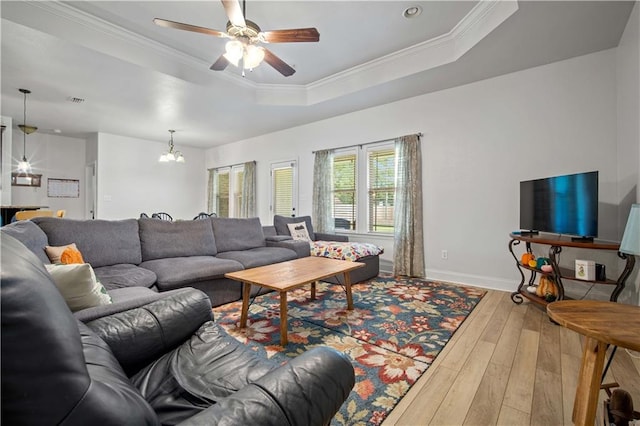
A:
519 171 598 238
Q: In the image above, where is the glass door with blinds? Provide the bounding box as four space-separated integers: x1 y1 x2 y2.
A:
270 160 297 218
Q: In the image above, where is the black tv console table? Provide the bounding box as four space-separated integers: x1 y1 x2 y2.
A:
508 233 635 306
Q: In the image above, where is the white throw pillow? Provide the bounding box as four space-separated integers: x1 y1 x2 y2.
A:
45 263 112 312
287 221 311 241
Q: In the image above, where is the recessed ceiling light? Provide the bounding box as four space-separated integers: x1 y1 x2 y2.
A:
403 6 422 19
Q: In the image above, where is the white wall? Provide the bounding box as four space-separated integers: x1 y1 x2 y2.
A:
95 133 207 220
617 2 640 305
207 48 624 293
10 132 86 219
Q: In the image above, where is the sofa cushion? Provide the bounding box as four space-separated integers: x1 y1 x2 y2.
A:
131 321 277 423
1 234 157 425
216 247 298 269
60 246 85 264
139 218 217 261
311 240 384 261
274 215 316 240
33 217 142 267
93 264 157 290
75 287 189 323
140 256 244 291
287 221 312 241
45 263 113 312
211 217 266 252
0 220 50 264
45 243 80 263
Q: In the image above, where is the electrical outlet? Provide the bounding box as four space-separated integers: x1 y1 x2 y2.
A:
441 250 448 260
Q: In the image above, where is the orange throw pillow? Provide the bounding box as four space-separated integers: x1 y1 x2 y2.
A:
60 247 85 265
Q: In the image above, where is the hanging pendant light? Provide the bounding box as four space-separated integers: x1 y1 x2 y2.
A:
159 130 185 163
17 88 36 173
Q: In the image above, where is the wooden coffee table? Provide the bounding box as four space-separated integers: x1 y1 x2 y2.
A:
225 256 365 345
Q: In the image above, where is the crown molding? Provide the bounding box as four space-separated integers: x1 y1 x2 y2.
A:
256 0 519 105
7 0 257 90
5 0 518 106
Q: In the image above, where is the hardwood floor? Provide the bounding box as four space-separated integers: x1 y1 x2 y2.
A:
383 289 640 425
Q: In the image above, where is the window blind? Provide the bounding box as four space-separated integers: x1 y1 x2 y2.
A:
332 152 357 230
273 166 294 216
215 170 230 218
367 148 395 232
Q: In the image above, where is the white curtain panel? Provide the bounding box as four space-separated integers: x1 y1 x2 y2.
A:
393 134 425 277
312 150 335 233
240 161 257 218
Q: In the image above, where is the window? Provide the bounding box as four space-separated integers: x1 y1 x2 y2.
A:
332 151 357 230
271 161 297 217
232 167 244 216
212 165 244 218
331 143 395 234
214 169 230 217
367 147 395 232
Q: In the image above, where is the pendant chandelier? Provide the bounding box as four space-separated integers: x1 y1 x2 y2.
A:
17 88 37 173
159 130 185 163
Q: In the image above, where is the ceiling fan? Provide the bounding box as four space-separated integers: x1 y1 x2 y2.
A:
154 0 320 77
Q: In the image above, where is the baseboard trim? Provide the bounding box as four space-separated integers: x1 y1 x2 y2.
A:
425 269 515 293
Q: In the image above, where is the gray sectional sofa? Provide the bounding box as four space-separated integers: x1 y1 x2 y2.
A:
271 215 382 285
1 216 309 313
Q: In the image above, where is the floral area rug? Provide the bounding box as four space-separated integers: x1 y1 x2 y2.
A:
213 275 486 425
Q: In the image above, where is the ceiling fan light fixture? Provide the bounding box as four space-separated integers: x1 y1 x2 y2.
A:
154 0 318 77
243 44 265 69
224 40 244 66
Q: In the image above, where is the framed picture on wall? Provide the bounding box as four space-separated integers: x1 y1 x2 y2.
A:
47 178 80 198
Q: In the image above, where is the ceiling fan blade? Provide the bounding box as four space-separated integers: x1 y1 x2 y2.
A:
263 48 295 77
261 28 320 43
210 55 230 71
154 18 227 38
221 0 246 27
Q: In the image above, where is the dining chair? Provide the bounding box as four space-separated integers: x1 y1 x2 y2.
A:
151 212 173 221
193 212 208 220
15 210 54 221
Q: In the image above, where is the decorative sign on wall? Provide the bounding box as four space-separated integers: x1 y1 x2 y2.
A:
47 178 80 198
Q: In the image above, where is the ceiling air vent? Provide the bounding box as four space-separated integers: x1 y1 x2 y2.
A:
67 96 85 103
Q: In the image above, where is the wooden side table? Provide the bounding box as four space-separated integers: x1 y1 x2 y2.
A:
547 300 640 425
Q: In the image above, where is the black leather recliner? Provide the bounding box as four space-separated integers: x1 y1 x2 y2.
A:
1 234 355 425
